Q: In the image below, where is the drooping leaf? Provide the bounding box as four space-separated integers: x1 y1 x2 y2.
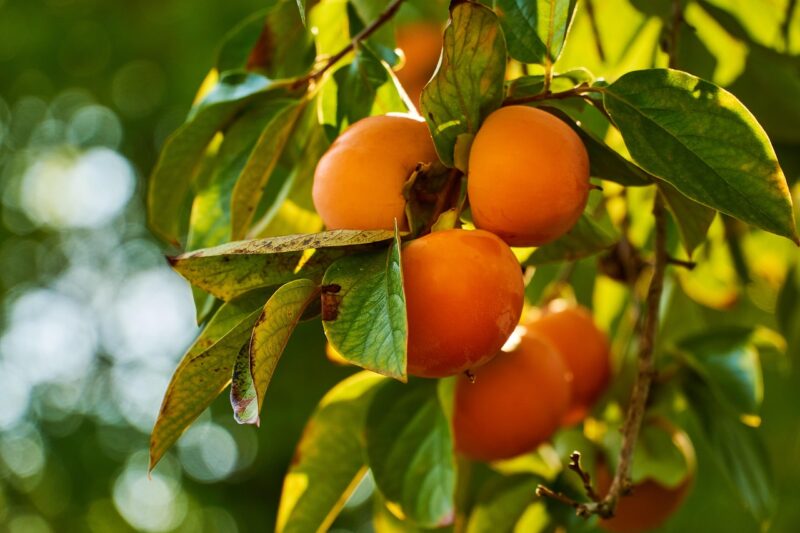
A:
188 101 292 252
466 474 540 533
277 372 385 532
230 99 306 239
685 377 775 521
250 107 329 238
524 213 619 265
603 69 799 242
149 290 268 470
231 279 320 424
495 0 578 65
659 181 716 257
321 229 407 380
420 2 507 166
678 327 763 417
366 379 455 528
169 229 396 301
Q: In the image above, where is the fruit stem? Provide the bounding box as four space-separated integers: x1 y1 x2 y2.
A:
290 0 407 89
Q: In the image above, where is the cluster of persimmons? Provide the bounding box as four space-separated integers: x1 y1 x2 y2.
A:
313 24 693 532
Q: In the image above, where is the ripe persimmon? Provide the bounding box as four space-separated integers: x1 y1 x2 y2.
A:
526 300 611 425
395 22 443 107
452 334 571 461
312 114 437 231
402 229 524 378
596 424 696 533
467 105 590 246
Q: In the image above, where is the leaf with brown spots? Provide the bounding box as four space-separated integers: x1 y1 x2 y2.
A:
231 279 320 425
149 290 269 471
169 229 397 301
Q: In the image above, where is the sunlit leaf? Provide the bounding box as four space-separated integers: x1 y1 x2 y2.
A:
230 99 306 240
505 68 594 101
603 69 798 242
524 213 618 265
321 229 407 380
231 278 319 424
366 379 455 528
169 229 396 301
420 2 506 166
276 372 385 533
149 290 268 470
495 0 577 65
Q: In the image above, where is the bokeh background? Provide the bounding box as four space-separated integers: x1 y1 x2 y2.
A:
1 1 800 532
0 1 364 531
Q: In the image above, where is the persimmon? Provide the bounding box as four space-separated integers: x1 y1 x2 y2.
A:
312 114 437 231
452 334 571 461
526 300 611 425
596 424 696 533
395 22 443 107
467 105 590 246
402 229 524 378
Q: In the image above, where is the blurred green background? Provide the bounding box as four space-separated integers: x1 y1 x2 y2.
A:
1 0 800 532
0 0 362 531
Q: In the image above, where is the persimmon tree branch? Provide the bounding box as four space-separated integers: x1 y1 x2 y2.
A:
291 0 407 89
538 194 669 519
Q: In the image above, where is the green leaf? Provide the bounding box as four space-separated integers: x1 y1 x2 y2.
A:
524 213 618 265
466 474 540 533
169 229 396 301
321 229 407 380
230 99 306 240
226 1 315 79
149 290 268 470
188 101 292 252
495 0 577 65
542 106 651 187
276 372 385 533
678 327 763 417
332 45 390 129
147 76 289 247
295 0 306 26
366 379 455 528
231 279 320 424
420 2 506 166
659 182 716 257
776 265 800 353
603 69 799 242
685 378 775 521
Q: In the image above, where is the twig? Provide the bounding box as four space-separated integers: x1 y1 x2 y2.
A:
503 85 605 107
585 0 607 62
599 193 668 516
536 485 585 511
290 0 407 89
668 0 683 69
568 452 600 503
